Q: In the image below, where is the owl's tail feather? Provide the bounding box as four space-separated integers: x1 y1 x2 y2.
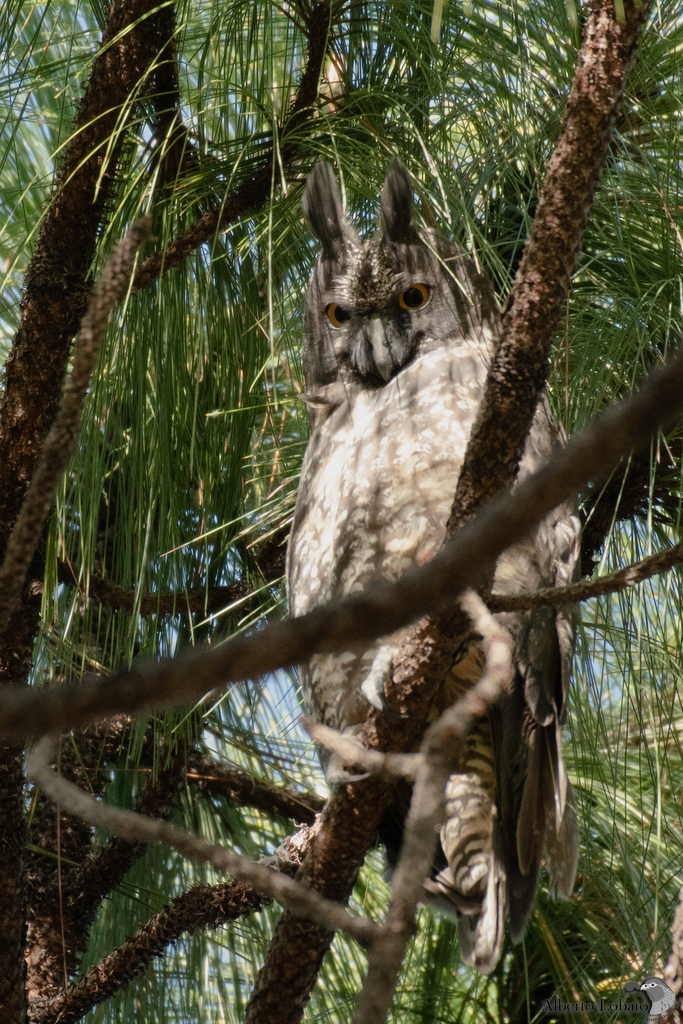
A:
507 721 578 943
545 775 580 900
464 852 505 974
423 854 506 975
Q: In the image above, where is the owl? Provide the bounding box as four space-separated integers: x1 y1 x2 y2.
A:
286 160 581 972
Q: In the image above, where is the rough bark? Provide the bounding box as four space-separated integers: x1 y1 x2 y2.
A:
447 0 654 530
187 752 324 825
32 881 268 1024
244 777 396 1024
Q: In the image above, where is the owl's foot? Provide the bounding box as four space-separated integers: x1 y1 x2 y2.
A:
360 644 397 710
326 726 372 785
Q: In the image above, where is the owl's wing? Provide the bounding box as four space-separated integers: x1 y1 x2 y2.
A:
489 399 581 945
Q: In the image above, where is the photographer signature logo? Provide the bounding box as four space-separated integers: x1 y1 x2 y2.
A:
624 978 677 1020
544 976 678 1019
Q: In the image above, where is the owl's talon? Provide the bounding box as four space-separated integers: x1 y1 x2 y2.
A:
360 645 395 710
325 727 371 784
326 754 370 785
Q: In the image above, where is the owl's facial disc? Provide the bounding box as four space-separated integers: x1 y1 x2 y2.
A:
324 283 431 384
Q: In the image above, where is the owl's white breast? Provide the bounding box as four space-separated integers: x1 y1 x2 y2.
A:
286 339 495 729
289 341 491 614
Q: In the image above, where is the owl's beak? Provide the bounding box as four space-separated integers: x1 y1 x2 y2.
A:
368 316 393 382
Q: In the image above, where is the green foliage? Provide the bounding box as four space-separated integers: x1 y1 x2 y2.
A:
2 0 683 1020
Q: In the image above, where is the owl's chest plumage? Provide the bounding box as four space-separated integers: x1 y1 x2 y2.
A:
287 339 493 730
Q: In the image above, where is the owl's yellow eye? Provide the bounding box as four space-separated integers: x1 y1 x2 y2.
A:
326 303 351 328
399 284 430 310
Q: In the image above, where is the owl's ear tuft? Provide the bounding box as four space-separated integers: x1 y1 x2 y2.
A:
303 162 348 259
380 159 413 243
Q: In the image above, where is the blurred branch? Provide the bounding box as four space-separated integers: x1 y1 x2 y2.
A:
0 348 682 740
132 0 334 291
354 593 513 1024
27 736 379 947
303 720 420 781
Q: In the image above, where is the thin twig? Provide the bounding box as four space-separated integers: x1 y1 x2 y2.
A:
27 736 378 949
0 220 151 635
353 593 513 1024
486 540 683 612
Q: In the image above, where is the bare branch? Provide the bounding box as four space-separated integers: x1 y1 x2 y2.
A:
27 737 379 949
32 879 268 1024
0 220 151 635
55 562 254 618
132 1 333 291
487 540 683 612
353 594 513 1024
1 346 682 741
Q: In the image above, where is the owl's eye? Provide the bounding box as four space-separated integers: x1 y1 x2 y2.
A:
326 303 351 328
399 284 430 310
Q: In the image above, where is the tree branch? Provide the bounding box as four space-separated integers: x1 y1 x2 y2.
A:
32 880 270 1024
55 562 254 618
0 0 172 1008
27 737 379 948
26 724 186 998
448 0 654 530
187 751 324 825
353 594 513 1024
0 347 681 741
0 220 150 635
486 539 683 612
132 0 334 291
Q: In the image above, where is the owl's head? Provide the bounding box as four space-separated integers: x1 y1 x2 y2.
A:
301 160 499 398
